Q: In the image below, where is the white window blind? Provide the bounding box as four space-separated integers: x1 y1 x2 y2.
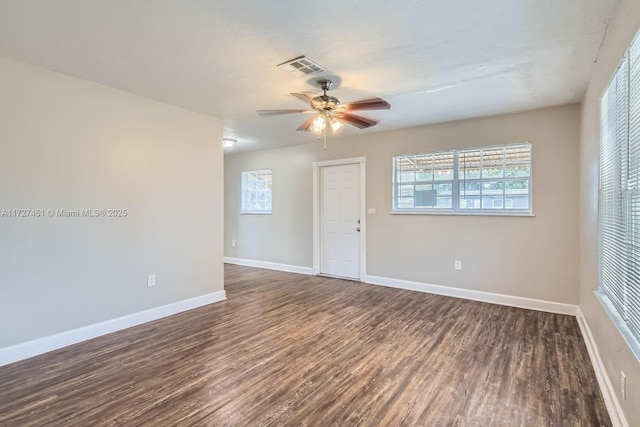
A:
598 29 640 355
631 35 640 343
241 169 272 214
392 142 531 215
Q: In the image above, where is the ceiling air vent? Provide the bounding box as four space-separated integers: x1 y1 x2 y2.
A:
277 55 326 77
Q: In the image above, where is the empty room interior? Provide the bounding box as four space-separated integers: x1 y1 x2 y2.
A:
1 1 640 426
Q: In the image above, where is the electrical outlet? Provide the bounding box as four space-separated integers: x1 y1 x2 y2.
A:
621 371 626 400
454 260 462 270
368 208 376 214
231 240 236 247
147 274 156 287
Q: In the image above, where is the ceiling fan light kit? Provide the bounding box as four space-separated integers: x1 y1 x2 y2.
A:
311 116 326 133
257 78 390 150
330 117 343 132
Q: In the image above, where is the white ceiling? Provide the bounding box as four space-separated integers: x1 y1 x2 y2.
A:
0 0 618 153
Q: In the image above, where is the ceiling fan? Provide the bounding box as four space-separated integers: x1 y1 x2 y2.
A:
257 79 390 148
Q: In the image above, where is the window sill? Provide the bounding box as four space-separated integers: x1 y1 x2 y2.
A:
390 211 535 217
595 291 640 362
240 212 272 215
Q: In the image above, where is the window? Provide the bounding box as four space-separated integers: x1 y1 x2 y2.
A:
598 29 640 356
394 151 454 210
392 142 532 215
241 169 272 214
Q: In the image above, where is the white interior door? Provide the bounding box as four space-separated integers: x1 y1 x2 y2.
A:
321 163 360 279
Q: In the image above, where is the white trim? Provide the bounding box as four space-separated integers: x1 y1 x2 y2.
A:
359 163 367 280
365 275 577 315
576 308 628 427
224 257 314 275
312 157 367 281
312 164 320 275
0 291 226 367
312 156 366 168
389 211 536 217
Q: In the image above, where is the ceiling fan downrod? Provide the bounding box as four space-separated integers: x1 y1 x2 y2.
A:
319 79 332 95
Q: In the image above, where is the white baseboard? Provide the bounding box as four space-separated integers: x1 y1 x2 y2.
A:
224 257 314 275
223 259 576 315
576 308 628 427
0 290 226 368
365 275 578 315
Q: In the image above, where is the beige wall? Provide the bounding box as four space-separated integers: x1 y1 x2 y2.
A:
0 57 224 348
225 104 580 304
580 0 640 424
225 148 313 268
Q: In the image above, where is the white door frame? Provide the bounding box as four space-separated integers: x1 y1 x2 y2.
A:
312 157 367 281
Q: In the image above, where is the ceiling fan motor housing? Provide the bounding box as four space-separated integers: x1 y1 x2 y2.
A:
311 79 339 113
311 95 340 112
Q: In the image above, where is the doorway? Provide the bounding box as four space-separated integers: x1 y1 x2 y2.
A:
312 157 366 281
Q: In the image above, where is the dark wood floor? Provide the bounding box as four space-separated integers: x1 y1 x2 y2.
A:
0 265 610 426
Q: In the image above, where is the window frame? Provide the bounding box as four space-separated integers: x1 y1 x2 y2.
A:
241 169 273 215
596 28 640 360
392 149 455 213
392 142 533 216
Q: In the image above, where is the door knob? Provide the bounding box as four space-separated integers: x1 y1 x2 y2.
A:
357 227 361 232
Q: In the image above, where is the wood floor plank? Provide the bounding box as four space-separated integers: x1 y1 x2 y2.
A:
0 265 611 426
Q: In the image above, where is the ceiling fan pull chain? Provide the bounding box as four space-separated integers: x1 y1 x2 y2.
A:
323 128 327 150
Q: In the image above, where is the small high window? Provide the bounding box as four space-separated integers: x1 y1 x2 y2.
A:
241 169 272 214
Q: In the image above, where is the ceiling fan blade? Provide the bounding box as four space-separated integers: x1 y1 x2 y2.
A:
290 92 318 104
296 115 317 131
340 97 391 111
257 109 314 116
335 112 380 129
